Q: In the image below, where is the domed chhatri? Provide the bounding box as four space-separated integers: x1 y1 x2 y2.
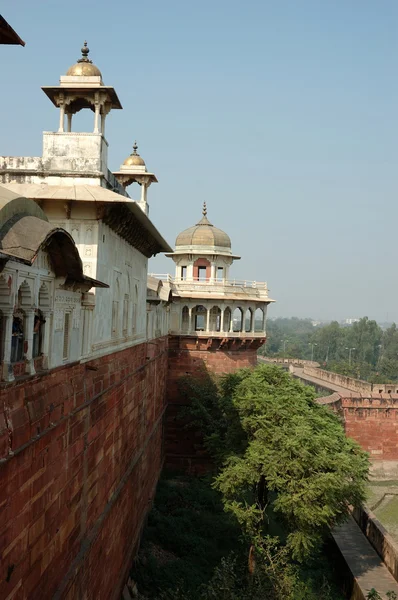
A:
66 41 102 77
123 142 146 167
175 202 231 250
42 41 122 135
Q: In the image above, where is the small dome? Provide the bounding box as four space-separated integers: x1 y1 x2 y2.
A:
66 41 102 77
175 203 231 249
123 142 146 167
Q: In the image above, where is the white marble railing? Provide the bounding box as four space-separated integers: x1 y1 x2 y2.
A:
149 273 268 291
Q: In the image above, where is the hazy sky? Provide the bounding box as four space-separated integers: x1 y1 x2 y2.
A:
2 1 398 321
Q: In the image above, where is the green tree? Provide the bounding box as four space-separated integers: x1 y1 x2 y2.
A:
183 365 369 562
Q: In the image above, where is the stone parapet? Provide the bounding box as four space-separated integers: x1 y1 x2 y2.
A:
353 504 398 584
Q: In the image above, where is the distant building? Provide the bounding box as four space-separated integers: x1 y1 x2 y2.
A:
343 318 360 325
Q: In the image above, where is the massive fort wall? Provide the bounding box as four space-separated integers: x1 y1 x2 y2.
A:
0 337 168 600
165 336 258 474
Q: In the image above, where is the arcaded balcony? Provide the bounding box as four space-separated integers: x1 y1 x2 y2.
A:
169 304 267 338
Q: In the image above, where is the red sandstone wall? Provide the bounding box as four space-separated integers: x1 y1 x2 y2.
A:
165 336 258 473
0 337 168 600
341 394 398 460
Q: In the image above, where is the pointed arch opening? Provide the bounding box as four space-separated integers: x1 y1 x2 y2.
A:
254 307 265 332
181 306 189 333
232 307 243 332
210 306 221 332
193 305 207 332
11 309 25 363
244 308 253 332
223 307 231 332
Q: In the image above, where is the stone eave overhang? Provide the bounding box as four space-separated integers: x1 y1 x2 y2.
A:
101 201 172 257
41 86 122 110
0 16 25 46
166 249 241 260
171 292 275 303
2 183 172 257
113 171 158 185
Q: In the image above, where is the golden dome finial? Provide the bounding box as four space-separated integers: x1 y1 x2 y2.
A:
202 202 207 217
77 41 92 64
66 41 101 77
122 141 146 167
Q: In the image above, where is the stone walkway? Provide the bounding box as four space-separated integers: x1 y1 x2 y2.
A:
333 515 398 598
291 366 352 395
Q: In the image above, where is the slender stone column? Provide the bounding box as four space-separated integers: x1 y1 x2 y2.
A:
67 113 72 132
188 307 193 333
206 308 210 333
220 308 225 333
210 264 216 283
25 311 36 375
250 308 255 333
58 103 65 132
94 100 100 133
2 311 14 382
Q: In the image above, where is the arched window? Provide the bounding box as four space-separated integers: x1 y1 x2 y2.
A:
181 306 189 333
254 307 265 332
12 281 32 363
245 308 253 332
223 307 231 332
193 305 207 331
232 307 243 332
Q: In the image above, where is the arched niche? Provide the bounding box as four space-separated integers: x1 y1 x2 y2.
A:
38 282 51 309
0 275 11 307
18 281 32 309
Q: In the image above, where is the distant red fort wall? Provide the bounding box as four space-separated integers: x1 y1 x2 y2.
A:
340 395 398 460
299 366 398 460
165 336 258 473
0 337 168 600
